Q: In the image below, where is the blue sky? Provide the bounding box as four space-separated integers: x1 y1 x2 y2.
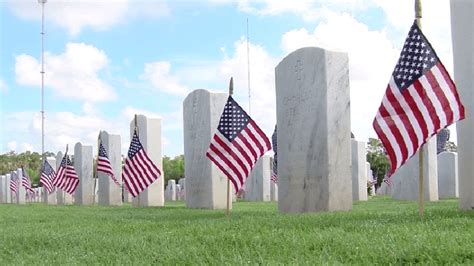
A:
0 0 455 157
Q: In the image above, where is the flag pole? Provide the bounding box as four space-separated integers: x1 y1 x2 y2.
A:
246 18 251 115
226 77 234 217
134 114 140 207
415 0 425 218
39 0 47 169
93 132 100 205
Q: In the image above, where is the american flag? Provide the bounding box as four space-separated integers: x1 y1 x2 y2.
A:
21 167 34 193
97 139 120 186
271 125 278 184
53 152 80 195
122 130 161 197
40 160 56 194
373 21 465 176
206 96 272 193
10 171 19 194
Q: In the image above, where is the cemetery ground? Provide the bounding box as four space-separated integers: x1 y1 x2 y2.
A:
0 197 472 264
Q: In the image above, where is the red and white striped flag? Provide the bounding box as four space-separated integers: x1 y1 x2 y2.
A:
21 167 34 193
10 171 19 194
97 138 120 186
206 95 271 193
40 160 56 194
122 130 161 197
53 151 80 195
373 21 465 176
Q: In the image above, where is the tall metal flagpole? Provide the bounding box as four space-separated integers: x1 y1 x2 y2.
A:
39 0 47 164
246 18 251 115
415 0 425 218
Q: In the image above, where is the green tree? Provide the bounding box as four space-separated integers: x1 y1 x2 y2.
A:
366 138 390 187
162 155 184 183
0 151 55 185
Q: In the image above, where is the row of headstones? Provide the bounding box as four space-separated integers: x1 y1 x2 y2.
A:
377 150 459 200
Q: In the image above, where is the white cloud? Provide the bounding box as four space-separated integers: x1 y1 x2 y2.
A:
281 11 399 141
7 0 169 36
122 106 163 120
0 78 8 93
15 42 116 102
7 141 17 152
140 61 190 96
219 38 278 137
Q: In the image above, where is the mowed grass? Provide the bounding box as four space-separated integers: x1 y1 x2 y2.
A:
0 197 472 264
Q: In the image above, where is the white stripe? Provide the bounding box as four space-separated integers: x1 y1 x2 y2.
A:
128 159 148 192
207 147 242 190
124 161 142 196
211 135 246 186
406 84 435 141
388 80 424 147
375 112 404 169
233 137 257 169
239 129 263 159
247 122 271 152
381 92 414 158
431 65 461 122
419 75 447 128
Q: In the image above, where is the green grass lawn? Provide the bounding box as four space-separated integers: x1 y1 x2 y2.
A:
0 197 472 264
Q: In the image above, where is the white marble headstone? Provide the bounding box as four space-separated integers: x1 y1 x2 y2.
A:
129 114 164 207
275 47 352 213
17 168 26 204
98 131 122 206
244 155 271 202
351 140 368 201
391 139 438 201
5 174 12 204
178 178 185 201
183 89 231 209
366 162 376 196
0 175 5 203
438 152 459 199
167 179 176 201
451 0 474 210
74 143 94 205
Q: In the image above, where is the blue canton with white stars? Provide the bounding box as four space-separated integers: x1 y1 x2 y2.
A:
99 142 109 158
128 131 144 158
60 155 73 167
393 21 438 91
42 161 54 175
218 96 250 142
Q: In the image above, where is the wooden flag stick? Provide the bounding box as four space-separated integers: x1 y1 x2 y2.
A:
226 77 234 217
415 0 424 218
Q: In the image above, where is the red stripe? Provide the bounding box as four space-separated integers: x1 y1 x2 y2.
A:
209 140 243 187
206 151 239 193
373 119 397 174
401 86 429 140
386 86 419 155
436 62 465 120
134 154 155 185
243 126 264 157
379 104 409 166
425 70 454 125
249 120 271 151
238 134 258 163
128 159 146 192
214 135 249 179
122 166 138 197
123 161 140 196
413 79 440 137
231 140 253 170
